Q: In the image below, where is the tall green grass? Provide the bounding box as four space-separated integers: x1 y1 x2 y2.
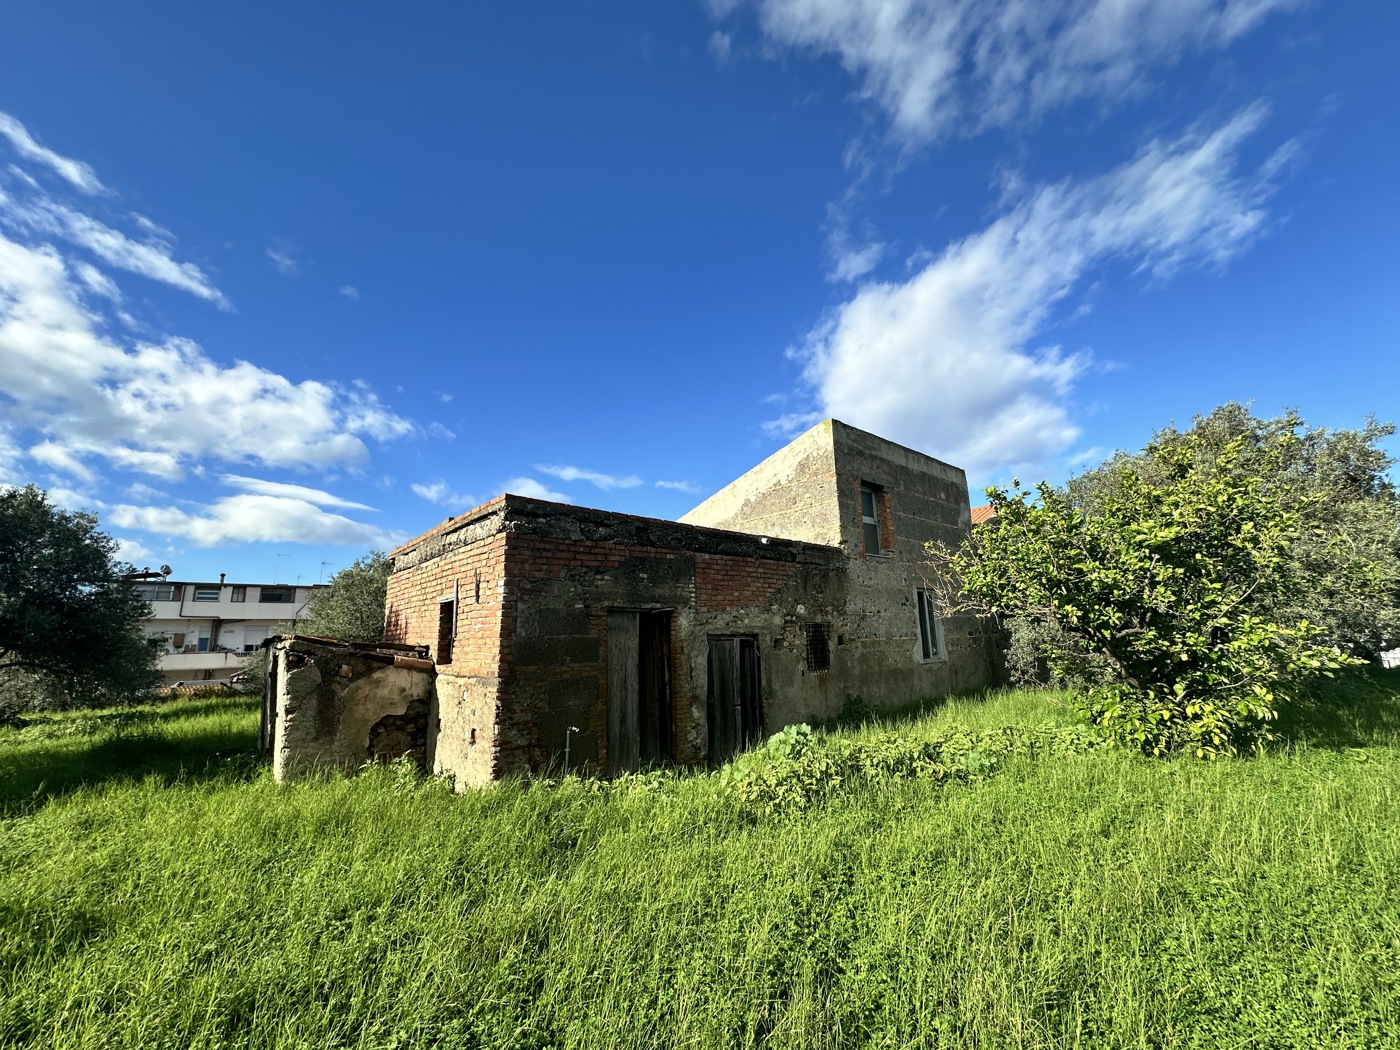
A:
2 676 1398 1048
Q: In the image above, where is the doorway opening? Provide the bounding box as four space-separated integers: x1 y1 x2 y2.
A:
607 610 673 774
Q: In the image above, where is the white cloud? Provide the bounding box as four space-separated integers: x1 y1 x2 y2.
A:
73 261 121 301
219 474 376 511
709 31 734 64
503 477 572 503
788 105 1285 476
727 0 1302 144
535 464 644 490
0 425 21 487
110 495 404 548
114 537 155 565
427 422 456 440
338 284 360 299
410 480 478 511
1 193 228 306
267 245 299 276
656 479 703 494
830 240 885 283
0 230 414 482
0 111 106 194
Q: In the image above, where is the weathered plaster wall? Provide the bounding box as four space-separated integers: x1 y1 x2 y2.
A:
679 420 842 545
270 637 434 782
683 419 1000 706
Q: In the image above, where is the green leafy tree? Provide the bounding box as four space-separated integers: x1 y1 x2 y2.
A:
297 551 390 642
0 485 159 713
934 431 1358 756
239 551 390 687
1069 404 1400 657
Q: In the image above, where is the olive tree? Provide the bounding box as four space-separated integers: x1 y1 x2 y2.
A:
0 485 159 713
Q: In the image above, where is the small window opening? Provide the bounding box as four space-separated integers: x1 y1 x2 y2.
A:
192 586 220 602
860 483 882 555
916 589 942 661
803 622 832 674
437 600 455 664
230 586 246 602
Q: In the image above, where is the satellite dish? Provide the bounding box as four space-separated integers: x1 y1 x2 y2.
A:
160 565 173 577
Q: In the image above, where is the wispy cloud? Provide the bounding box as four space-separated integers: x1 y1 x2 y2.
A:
656 479 703 494
723 0 1304 145
338 284 360 299
0 112 106 194
410 480 477 510
0 228 413 482
782 105 1288 477
111 495 405 548
535 464 643 490
1 193 228 306
503 477 572 503
266 243 299 276
220 474 376 511
709 30 734 64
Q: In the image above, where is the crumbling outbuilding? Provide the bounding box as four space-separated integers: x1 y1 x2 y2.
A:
269 419 1003 786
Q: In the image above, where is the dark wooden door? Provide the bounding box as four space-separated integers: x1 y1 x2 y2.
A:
608 610 673 774
707 635 762 764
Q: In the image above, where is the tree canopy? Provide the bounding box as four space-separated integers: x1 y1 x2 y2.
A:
1068 404 1400 658
0 485 158 707
297 551 391 643
932 408 1396 756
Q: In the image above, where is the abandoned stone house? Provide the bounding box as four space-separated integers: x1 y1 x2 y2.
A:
266 419 1002 786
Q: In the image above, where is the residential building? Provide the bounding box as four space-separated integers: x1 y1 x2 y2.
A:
137 576 322 684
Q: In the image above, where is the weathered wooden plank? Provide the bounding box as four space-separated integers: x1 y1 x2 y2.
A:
607 610 641 775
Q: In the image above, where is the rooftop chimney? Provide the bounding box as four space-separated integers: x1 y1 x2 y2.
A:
219 573 226 585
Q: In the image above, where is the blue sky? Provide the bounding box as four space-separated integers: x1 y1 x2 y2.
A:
1 1 1395 586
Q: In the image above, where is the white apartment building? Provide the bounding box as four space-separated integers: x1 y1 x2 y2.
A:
133 575 324 684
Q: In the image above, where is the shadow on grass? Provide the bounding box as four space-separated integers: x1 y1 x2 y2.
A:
1277 667 1400 750
0 697 265 816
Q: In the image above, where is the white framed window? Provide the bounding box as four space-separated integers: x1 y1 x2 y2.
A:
915 589 944 661
259 587 295 603
192 586 221 602
860 483 881 555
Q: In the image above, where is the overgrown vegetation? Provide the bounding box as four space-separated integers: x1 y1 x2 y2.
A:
936 405 1398 756
3 674 1399 1048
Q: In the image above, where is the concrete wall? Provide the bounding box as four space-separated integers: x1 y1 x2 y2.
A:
683 419 1000 706
269 637 435 783
679 419 843 545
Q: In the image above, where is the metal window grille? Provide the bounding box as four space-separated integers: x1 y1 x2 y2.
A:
803 622 831 674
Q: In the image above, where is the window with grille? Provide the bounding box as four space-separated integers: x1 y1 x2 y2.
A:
803 622 831 674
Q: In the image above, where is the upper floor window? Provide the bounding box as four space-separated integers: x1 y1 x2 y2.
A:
230 586 246 602
131 582 176 602
259 587 295 603
192 586 221 602
860 482 888 556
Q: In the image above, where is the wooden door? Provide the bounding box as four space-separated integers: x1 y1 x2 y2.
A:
707 635 762 764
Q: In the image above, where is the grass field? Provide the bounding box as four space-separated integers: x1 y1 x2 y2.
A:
2 675 1398 1049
